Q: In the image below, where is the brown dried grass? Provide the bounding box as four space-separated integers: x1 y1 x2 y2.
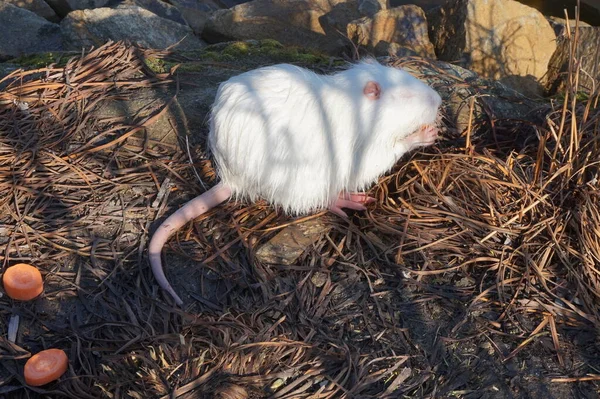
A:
0 37 599 398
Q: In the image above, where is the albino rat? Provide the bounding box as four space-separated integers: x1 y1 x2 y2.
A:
149 59 442 305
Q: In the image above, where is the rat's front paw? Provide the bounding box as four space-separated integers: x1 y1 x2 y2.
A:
419 125 439 145
405 125 439 149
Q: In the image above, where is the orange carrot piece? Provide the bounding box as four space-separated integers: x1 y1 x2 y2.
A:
24 349 68 386
2 263 44 301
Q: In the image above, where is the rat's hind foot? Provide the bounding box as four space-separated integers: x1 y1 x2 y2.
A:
328 192 374 218
329 199 366 218
343 192 376 204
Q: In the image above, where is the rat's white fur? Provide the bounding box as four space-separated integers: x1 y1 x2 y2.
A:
209 59 442 215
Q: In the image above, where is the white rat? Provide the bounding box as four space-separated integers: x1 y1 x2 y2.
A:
149 59 442 305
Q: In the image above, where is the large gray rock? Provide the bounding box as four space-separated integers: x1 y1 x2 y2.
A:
544 24 600 95
63 0 188 25
169 0 221 34
427 0 557 97
0 3 63 59
2 0 58 21
61 6 205 51
202 0 388 55
65 0 110 9
411 60 543 133
115 0 187 25
347 6 436 58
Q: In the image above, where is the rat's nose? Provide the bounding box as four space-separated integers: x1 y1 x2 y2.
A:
429 92 442 109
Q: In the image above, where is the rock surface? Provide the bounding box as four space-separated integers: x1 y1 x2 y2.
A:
255 220 331 265
65 0 110 10
545 24 600 95
347 5 436 58
427 0 557 96
218 0 252 7
44 0 74 18
3 0 58 21
202 0 388 55
169 0 220 34
409 60 543 133
60 6 205 51
546 16 591 36
0 3 63 59
357 0 386 17
115 0 187 25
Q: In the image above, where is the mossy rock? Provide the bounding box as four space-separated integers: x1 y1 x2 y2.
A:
4 52 76 69
259 39 284 49
0 51 80 81
175 39 345 72
144 57 168 74
1 41 345 80
221 41 251 57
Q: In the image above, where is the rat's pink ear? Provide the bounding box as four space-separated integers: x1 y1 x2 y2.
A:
363 81 381 100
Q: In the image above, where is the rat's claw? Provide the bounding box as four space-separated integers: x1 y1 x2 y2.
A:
328 205 349 219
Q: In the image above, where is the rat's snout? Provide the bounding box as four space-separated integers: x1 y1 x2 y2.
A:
428 91 442 110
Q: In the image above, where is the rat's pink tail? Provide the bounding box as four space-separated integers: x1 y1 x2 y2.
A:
148 183 232 305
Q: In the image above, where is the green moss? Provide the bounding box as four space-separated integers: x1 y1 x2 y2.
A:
219 54 236 62
165 40 344 73
199 51 221 61
222 41 251 57
277 49 323 64
553 90 593 104
201 40 334 65
144 57 167 74
8 52 71 68
259 39 284 49
175 61 213 72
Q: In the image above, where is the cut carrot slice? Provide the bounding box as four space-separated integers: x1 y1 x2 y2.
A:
2 263 44 301
24 349 68 386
